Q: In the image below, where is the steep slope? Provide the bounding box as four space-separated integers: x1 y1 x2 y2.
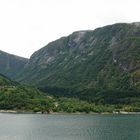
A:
0 73 17 86
0 50 28 79
16 23 140 98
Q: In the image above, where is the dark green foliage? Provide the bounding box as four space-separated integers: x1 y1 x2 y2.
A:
0 85 44 110
0 74 95 113
56 98 95 113
0 74 54 111
0 73 140 113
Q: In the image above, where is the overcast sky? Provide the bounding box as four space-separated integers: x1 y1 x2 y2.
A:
0 0 140 58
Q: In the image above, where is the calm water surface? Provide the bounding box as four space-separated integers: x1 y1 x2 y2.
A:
0 113 140 140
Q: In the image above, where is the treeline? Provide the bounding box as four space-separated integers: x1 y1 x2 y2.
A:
0 84 140 113
39 86 140 104
0 85 96 113
39 86 95 102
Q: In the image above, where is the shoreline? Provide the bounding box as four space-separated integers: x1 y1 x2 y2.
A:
0 110 140 115
0 110 96 115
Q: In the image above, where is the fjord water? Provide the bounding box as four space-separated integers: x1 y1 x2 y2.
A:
0 114 140 140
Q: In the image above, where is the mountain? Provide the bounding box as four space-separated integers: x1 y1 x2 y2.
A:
16 23 140 101
0 22 140 112
0 50 28 79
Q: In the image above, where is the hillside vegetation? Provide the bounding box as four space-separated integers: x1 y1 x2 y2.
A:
0 73 96 113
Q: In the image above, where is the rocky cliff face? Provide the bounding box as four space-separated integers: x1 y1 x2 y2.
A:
16 23 140 94
0 50 28 79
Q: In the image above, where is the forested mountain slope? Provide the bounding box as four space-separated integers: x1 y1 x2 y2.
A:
16 23 140 98
0 50 28 79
